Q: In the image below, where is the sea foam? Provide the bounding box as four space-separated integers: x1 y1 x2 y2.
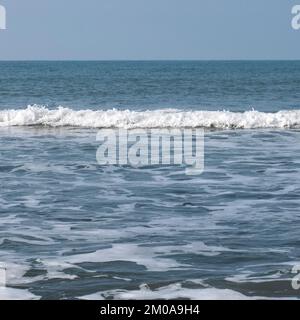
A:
0 105 300 129
80 283 254 300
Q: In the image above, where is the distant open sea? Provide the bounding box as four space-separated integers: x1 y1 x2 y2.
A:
1 61 300 299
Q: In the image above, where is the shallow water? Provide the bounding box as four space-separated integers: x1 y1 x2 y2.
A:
0 61 300 299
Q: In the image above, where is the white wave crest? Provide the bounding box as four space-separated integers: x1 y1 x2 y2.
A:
0 105 300 129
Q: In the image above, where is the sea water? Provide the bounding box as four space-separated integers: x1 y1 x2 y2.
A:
0 61 300 299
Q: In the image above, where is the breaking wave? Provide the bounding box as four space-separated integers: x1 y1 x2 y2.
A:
1 105 300 129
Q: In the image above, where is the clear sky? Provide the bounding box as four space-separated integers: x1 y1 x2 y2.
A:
0 0 300 60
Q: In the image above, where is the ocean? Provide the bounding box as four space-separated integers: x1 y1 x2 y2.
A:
0 61 300 299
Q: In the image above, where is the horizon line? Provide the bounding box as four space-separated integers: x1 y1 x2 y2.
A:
1 59 300 62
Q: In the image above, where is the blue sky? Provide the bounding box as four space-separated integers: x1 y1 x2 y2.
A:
0 0 300 60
